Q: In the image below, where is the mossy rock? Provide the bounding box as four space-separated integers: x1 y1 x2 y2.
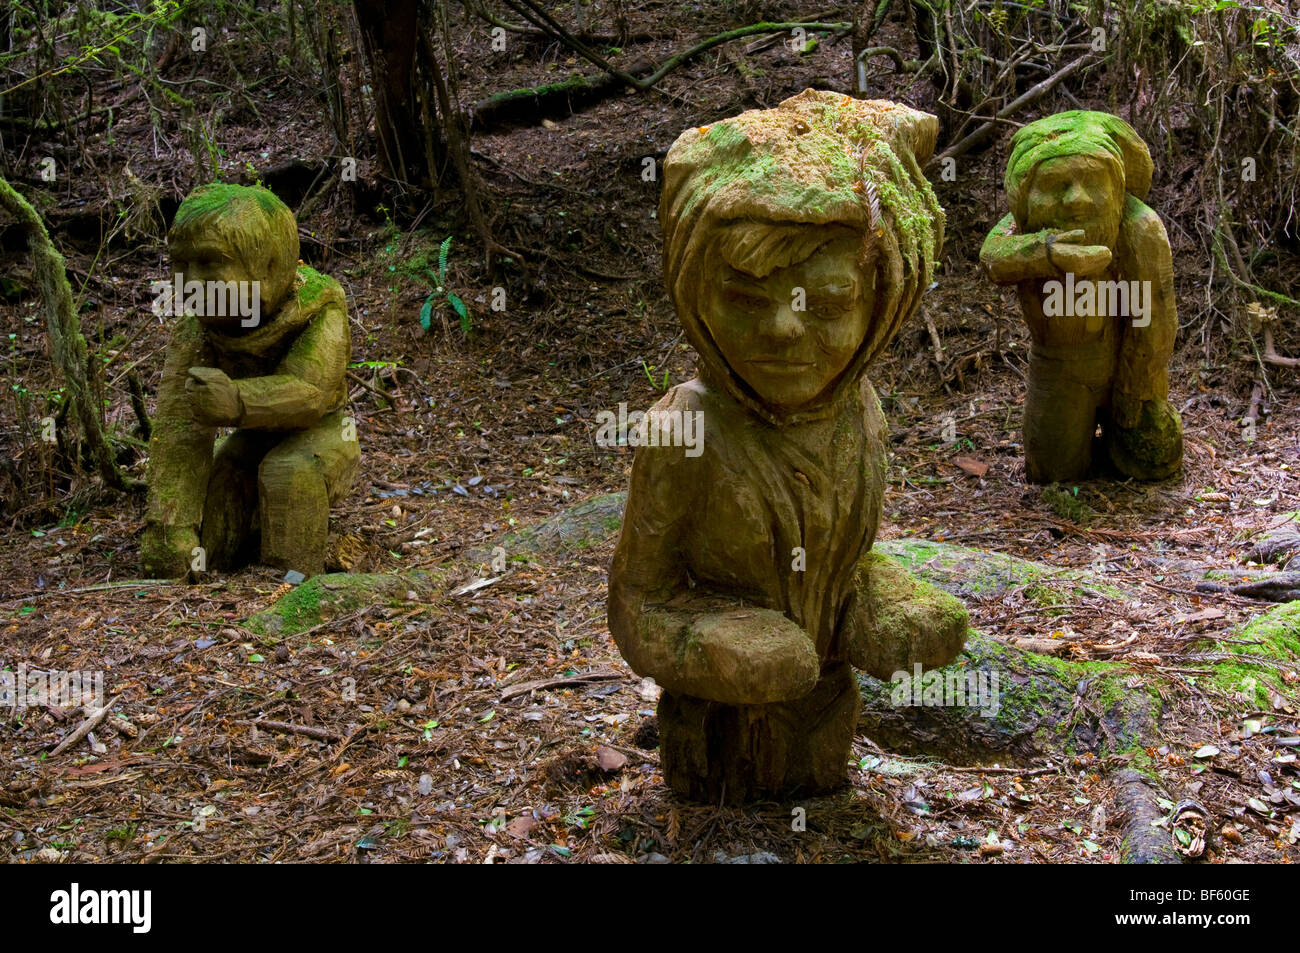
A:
857 630 1162 765
244 569 441 637
874 537 1133 603
472 493 627 565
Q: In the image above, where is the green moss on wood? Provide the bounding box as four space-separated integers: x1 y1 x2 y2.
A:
1204 601 1300 705
297 264 333 305
244 569 441 638
173 183 287 230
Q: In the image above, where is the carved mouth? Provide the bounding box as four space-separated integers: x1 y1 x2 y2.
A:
748 358 813 374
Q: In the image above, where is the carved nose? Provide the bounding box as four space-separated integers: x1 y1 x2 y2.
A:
760 302 803 342
1061 183 1090 213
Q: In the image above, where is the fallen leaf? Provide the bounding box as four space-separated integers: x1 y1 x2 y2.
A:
952 456 989 477
595 746 627 772
1176 607 1224 624
506 815 537 838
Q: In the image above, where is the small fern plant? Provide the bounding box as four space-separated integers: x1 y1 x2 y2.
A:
418 235 470 335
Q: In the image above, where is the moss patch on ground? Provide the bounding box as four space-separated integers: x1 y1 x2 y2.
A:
1041 483 1098 523
244 569 441 638
1202 601 1300 707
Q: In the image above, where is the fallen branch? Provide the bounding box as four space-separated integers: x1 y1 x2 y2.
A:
1263 324 1300 367
49 695 121 757
472 60 655 129
922 305 945 366
501 670 624 700
1245 380 1265 427
1115 768 1182 864
238 719 343 742
472 18 853 129
855 45 927 76
0 578 177 607
496 5 849 95
452 573 507 596
1229 572 1300 603
932 52 1095 165
464 0 658 42
347 371 407 414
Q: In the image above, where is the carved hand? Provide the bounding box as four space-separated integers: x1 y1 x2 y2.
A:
185 367 243 426
1049 229 1112 277
678 609 820 704
846 551 968 680
627 605 821 705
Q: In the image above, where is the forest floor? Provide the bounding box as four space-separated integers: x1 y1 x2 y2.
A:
0 2 1297 863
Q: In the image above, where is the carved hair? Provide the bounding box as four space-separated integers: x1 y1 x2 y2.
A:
712 221 864 278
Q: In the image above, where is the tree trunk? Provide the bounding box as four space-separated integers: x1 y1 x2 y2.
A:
352 0 442 188
0 173 140 492
0 1 12 144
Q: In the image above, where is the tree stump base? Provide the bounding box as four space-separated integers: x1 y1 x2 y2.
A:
657 663 859 804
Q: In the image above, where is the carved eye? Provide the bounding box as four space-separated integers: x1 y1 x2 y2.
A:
724 288 767 310
809 294 854 317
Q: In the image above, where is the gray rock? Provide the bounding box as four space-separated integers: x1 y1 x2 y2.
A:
715 850 782 864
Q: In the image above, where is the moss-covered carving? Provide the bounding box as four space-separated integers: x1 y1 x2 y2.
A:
141 184 360 580
608 90 965 803
980 111 1183 483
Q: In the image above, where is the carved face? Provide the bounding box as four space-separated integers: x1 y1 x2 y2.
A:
1023 155 1123 250
703 236 874 410
169 239 274 332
